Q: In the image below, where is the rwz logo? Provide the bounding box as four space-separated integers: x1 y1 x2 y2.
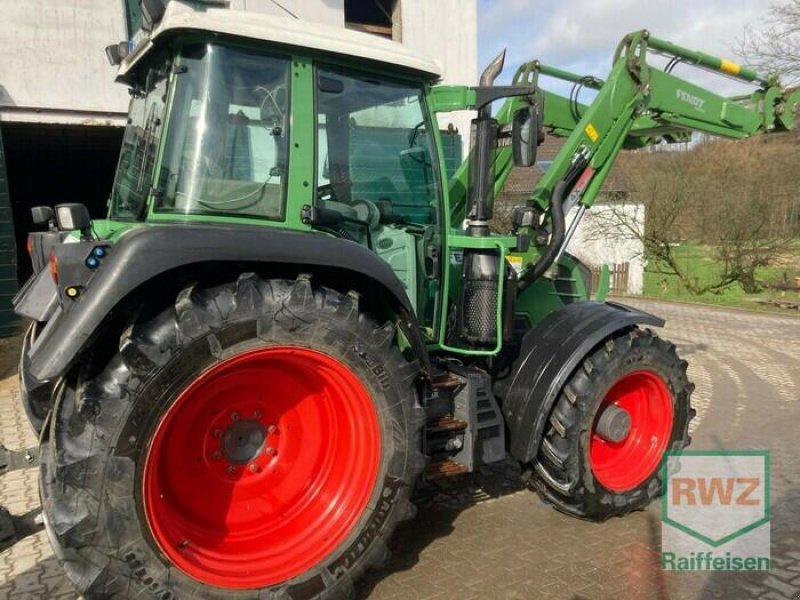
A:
661 451 770 570
671 477 761 506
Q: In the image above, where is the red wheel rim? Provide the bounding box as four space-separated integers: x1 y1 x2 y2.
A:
142 347 381 589
589 370 674 492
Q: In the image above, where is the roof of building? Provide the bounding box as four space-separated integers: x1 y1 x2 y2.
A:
117 1 443 82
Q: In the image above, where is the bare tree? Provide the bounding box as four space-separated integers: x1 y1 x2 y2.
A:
589 138 797 295
739 0 800 84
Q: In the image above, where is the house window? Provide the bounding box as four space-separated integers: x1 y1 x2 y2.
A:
344 0 400 41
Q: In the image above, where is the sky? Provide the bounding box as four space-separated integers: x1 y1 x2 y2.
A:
477 0 775 97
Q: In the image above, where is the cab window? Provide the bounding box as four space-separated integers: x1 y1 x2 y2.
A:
315 67 441 226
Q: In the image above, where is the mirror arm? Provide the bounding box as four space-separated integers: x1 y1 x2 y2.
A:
472 86 538 111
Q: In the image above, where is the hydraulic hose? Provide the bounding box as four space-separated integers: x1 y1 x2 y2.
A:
518 179 567 292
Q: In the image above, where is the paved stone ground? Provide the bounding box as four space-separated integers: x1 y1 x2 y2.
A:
0 299 799 599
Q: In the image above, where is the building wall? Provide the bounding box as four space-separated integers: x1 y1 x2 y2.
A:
0 0 477 129
401 0 477 153
0 0 130 125
227 0 344 26
566 202 646 295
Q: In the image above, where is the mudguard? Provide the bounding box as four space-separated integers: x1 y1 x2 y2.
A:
19 224 417 384
503 300 665 464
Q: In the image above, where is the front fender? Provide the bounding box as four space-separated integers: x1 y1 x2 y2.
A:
503 301 664 464
22 224 417 384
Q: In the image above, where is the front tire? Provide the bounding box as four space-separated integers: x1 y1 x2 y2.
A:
526 327 695 520
40 274 424 598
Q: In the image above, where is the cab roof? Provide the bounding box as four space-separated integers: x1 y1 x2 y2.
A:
117 1 443 82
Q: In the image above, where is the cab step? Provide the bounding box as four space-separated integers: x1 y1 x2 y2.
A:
425 458 469 480
425 416 468 434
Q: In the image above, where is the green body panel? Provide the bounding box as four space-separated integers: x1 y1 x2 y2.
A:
283 57 316 231
513 253 594 325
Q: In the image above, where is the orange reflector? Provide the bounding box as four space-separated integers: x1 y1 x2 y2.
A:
49 250 58 284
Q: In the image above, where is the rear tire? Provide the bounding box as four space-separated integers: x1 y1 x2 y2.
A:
526 327 695 521
39 273 424 598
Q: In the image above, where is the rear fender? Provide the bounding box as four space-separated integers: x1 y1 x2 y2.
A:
502 301 664 463
21 224 424 384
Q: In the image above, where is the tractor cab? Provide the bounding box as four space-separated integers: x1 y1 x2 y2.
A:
98 0 539 348
103 2 458 338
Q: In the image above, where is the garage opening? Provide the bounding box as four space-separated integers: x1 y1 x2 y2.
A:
2 123 123 283
344 0 400 40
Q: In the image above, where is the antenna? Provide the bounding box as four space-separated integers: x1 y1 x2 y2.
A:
268 0 299 19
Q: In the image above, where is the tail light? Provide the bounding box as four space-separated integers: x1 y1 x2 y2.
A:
27 235 33 257
49 250 59 284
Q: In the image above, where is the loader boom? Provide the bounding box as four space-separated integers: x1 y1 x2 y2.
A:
442 30 799 291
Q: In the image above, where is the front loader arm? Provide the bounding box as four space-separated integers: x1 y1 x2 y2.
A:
443 31 797 232
512 30 799 290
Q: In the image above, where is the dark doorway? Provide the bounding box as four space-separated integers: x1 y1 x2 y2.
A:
2 123 123 283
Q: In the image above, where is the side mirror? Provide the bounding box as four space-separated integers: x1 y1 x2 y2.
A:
31 206 56 227
512 105 544 167
105 41 130 66
54 203 92 235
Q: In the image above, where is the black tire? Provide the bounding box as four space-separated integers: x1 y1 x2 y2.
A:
39 273 425 599
525 327 695 521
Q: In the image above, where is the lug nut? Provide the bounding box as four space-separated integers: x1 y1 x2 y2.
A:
267 425 278 434
265 447 277 457
253 410 261 418
231 412 239 421
226 465 237 474
212 429 223 438
211 451 222 460
249 463 260 473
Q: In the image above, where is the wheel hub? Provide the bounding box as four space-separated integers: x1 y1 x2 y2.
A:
221 419 266 464
593 404 631 443
589 370 674 492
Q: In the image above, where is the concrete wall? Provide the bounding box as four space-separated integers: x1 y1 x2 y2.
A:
0 0 130 125
566 202 646 295
0 0 477 132
227 0 344 26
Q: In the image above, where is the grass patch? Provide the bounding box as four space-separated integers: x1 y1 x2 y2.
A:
641 243 800 315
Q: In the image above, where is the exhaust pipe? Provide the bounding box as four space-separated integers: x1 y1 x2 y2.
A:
459 50 506 346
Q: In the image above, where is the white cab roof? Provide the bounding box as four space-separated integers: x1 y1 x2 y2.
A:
118 1 442 81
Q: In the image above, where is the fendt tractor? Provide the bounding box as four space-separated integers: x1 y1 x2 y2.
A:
2 0 797 597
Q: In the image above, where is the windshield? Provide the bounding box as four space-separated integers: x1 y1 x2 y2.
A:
316 68 441 227
108 63 168 220
154 44 291 220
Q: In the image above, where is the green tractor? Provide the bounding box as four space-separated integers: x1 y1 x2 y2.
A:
11 1 798 597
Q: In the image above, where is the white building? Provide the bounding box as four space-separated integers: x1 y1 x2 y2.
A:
0 0 476 128
566 202 646 295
